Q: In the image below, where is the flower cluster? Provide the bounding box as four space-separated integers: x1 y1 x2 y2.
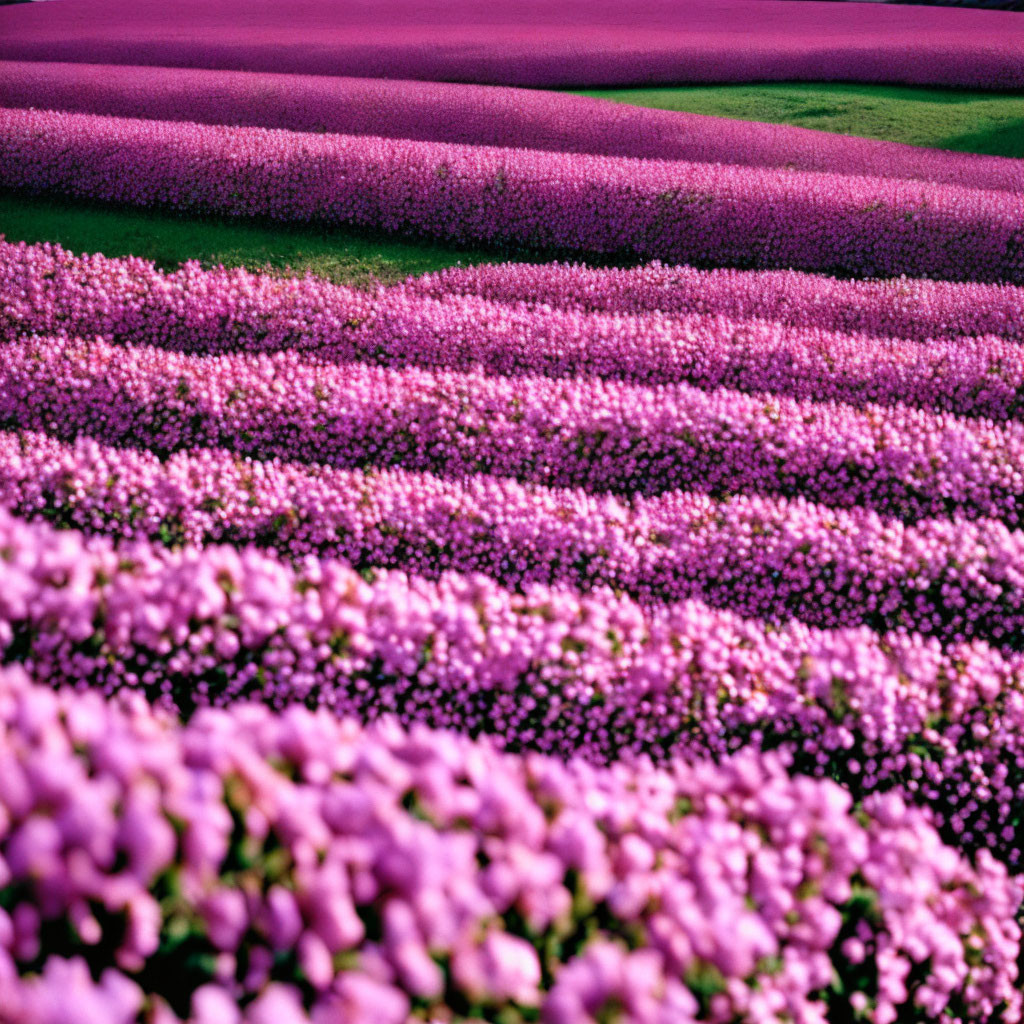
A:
4 505 1024 863
2 107 1023 281
6 239 1024 419
0 661 1021 1023
3 335 1023 525
0 0 1022 89
3 61 1023 193
4 430 1024 650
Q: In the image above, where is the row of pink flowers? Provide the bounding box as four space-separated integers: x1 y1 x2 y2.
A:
3 506 1024 864
2 660 1018 1022
3 430 1023 650
5 239 1024 419
2 107 1022 281
3 61 1023 193
0 0 1022 89
3 335 1023 524
410 256 1024 342
10 237 1024 354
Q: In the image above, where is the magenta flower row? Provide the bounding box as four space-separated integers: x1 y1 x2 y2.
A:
3 335 1022 524
4 430 1023 650
3 61 1023 194
1 0 1022 89
3 505 1024 864
2 107 1023 281
6 240 1024 420
1 662 1018 1022
411 256 1024 343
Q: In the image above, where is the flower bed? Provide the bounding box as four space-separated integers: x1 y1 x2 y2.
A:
3 506 1024 864
1 0 1022 89
2 61 1023 192
6 240 1024 419
410 257 1024 342
2 335 1022 523
2 661 1019 1022
3 430 1024 649
3 108 1023 281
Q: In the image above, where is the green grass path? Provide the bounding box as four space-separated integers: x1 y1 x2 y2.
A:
2 82 1021 284
577 82 1024 158
0 192 503 286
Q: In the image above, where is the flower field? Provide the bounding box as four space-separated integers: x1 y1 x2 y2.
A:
1 0 1024 1020
1 0 1024 88
3 107 1024 282
2 62 1024 191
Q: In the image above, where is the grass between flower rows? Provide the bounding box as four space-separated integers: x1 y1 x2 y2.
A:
2 82 1021 285
0 192 506 286
577 82 1024 158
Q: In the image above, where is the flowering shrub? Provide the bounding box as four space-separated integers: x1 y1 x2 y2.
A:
2 335 1023 525
3 430 1024 650
0 661 1021 1022
6 239 1024 419
2 108 1023 281
2 61 1023 193
3 506 1024 864
0 0 1022 88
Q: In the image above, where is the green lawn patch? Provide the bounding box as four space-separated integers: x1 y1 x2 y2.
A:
0 192 503 286
576 82 1024 157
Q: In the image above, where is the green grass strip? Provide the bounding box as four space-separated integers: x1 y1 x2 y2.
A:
576 82 1024 158
0 192 503 286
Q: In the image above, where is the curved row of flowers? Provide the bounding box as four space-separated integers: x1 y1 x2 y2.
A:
2 662 1019 1023
3 61 1023 193
3 430 1023 649
3 335 1023 524
2 108 1023 281
3 506 1024 865
1 0 1022 89
11 240 1024 355
409 257 1024 342
6 242 1024 419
